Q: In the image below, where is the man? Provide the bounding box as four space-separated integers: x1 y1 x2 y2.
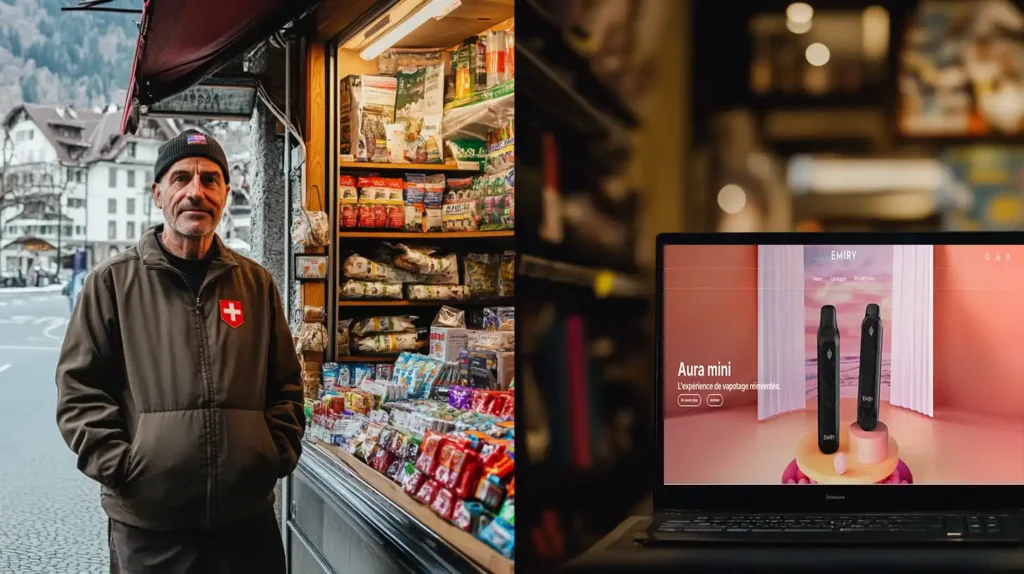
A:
55 129 304 573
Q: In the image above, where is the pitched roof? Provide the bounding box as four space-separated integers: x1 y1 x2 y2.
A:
3 104 178 165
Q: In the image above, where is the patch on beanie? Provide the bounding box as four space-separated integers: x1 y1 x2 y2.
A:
186 133 207 145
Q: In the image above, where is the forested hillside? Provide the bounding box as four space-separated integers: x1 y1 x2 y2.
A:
0 0 138 111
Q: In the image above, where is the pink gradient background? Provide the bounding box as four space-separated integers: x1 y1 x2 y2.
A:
803 245 893 401
662 244 1024 485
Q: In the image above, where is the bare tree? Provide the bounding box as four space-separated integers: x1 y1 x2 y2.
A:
0 137 79 276
0 132 24 247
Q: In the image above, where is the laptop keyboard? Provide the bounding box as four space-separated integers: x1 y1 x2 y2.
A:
654 514 1011 538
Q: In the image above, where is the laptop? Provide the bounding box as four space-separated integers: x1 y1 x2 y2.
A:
649 232 1024 544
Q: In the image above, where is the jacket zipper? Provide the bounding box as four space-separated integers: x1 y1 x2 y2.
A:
193 295 217 527
192 270 232 527
151 263 233 528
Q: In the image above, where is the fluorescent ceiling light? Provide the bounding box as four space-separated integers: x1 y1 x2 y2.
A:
360 0 461 61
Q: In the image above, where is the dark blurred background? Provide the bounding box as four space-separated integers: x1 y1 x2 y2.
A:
516 0 1024 570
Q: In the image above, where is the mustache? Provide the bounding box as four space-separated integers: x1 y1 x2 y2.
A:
176 200 214 214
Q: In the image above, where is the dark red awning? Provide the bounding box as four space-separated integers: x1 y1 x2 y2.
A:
120 0 320 134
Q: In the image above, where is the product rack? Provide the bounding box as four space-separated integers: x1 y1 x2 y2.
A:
287 4 517 571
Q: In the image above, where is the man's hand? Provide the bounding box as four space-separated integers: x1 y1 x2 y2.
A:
264 283 305 477
55 267 132 489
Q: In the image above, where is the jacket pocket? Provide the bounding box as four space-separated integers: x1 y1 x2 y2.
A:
117 411 208 524
215 409 280 521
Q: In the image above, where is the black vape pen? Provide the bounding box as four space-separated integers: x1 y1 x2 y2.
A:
857 304 883 431
817 305 840 454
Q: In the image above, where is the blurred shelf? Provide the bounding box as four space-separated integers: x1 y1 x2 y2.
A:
338 161 480 172
335 355 401 363
339 299 514 307
337 230 514 239
793 191 938 222
519 254 647 300
520 0 639 129
518 45 624 139
897 133 1024 146
750 91 886 110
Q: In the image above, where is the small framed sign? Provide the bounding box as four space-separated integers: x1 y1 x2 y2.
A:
294 254 328 281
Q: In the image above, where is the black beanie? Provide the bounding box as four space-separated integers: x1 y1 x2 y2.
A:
153 129 230 185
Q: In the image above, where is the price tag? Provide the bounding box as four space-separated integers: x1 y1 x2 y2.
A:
340 154 355 162
456 161 479 171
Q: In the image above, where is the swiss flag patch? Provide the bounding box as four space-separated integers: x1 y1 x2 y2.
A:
219 300 244 328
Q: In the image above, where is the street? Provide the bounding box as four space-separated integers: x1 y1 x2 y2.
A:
0 286 108 573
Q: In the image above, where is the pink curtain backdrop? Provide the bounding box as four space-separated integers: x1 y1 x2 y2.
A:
757 245 807 420
890 245 935 417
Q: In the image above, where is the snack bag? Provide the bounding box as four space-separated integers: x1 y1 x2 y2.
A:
414 479 441 505
357 177 377 228
497 497 515 528
444 446 468 490
403 174 425 231
463 254 498 297
339 175 359 228
401 465 425 496
422 175 445 232
385 178 405 228
372 178 389 228
387 459 405 483
430 488 456 520
453 499 485 532
475 475 506 511
478 517 514 558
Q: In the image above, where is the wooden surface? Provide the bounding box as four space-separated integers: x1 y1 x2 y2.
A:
337 47 379 77
339 161 480 172
317 441 515 574
338 299 514 307
316 0 381 41
338 230 514 239
795 422 899 484
334 355 401 363
396 0 514 49
317 0 513 48
302 38 327 370
579 516 650 558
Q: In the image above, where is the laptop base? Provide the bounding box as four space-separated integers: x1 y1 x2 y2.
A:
648 513 1024 544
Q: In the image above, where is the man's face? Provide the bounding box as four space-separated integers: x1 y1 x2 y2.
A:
152 157 228 238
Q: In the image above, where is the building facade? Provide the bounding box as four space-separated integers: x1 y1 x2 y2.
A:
0 104 177 274
1 105 254 275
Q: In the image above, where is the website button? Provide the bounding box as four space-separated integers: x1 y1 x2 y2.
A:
707 394 724 407
678 394 702 407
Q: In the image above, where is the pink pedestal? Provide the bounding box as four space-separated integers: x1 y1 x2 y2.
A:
793 422 900 484
849 422 889 465
781 458 914 484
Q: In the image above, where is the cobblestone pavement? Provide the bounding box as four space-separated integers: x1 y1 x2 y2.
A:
0 293 108 573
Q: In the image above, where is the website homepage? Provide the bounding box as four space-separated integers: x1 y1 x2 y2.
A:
662 244 1024 485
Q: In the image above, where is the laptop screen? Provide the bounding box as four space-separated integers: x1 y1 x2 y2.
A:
661 243 1024 486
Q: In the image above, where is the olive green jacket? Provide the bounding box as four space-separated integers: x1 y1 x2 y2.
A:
56 225 305 530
